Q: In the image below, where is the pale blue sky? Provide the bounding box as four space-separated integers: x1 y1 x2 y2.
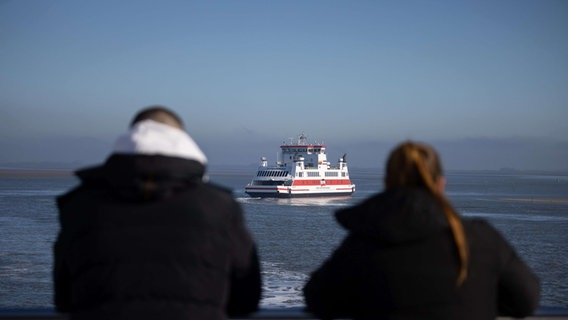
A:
1 0 567 170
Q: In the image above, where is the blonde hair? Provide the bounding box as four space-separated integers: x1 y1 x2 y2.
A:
385 141 468 286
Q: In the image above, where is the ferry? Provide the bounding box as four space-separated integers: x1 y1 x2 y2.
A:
244 133 355 198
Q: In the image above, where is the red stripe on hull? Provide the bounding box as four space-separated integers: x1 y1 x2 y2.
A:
292 179 352 186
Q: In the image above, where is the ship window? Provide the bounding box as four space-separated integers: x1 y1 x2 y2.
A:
298 172 303 177
255 180 285 186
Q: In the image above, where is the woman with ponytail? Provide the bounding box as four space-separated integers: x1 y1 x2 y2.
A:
303 141 540 320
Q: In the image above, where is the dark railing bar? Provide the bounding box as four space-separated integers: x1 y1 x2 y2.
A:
0 306 568 320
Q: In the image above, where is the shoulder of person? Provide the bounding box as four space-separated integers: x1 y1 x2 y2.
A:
463 217 492 228
204 181 235 195
462 217 500 236
57 165 106 205
462 217 513 251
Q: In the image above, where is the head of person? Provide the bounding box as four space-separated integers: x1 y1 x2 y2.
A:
384 141 468 286
130 106 184 130
384 141 445 193
112 105 208 166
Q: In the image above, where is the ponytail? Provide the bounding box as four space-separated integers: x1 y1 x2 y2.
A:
386 142 469 286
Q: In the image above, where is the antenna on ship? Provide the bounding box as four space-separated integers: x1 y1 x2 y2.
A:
298 132 307 145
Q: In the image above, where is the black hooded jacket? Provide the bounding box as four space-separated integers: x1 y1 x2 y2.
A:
54 154 261 320
303 188 540 320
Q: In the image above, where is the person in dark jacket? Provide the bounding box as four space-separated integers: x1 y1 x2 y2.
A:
303 141 540 320
53 106 262 320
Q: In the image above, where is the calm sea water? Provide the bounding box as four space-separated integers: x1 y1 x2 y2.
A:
0 167 567 308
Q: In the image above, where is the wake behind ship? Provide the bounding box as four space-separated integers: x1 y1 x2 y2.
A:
245 133 355 198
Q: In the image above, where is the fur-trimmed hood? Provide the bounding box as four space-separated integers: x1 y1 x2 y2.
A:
112 119 207 165
70 120 210 201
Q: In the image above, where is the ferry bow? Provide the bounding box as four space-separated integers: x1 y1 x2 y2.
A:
245 133 355 198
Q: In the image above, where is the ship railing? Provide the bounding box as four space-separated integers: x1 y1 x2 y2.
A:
1 306 567 319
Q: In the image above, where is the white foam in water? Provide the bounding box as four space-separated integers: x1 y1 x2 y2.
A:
260 262 308 308
0 261 31 281
236 196 351 207
274 197 351 207
235 197 261 202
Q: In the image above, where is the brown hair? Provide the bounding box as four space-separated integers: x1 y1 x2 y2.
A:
130 106 184 130
385 141 468 286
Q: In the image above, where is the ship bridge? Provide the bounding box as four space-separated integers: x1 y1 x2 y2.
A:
279 134 328 169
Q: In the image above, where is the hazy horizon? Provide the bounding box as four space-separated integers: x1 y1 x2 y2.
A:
1 133 567 172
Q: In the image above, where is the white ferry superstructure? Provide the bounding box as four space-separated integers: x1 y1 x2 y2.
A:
244 134 355 198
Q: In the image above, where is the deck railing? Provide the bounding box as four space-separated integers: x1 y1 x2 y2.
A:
0 306 567 320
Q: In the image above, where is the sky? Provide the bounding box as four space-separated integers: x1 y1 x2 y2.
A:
1 0 567 171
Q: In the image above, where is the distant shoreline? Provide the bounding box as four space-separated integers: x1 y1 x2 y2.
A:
0 168 73 177
498 198 568 204
1 166 567 178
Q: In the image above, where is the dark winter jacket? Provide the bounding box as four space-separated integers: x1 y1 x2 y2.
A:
54 154 261 320
303 188 540 320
